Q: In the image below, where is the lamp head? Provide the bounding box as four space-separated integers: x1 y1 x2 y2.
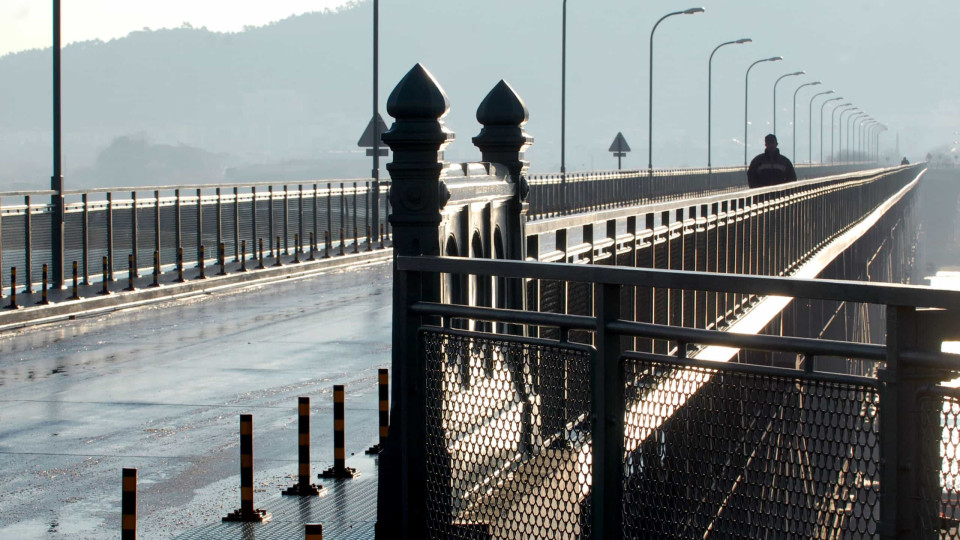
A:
735 38 752 44
793 71 806 76
810 81 822 86
768 56 783 62
684 7 705 14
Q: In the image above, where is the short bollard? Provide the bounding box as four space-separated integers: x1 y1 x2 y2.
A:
99 257 111 295
282 397 324 496
353 226 360 254
68 261 80 300
198 246 206 279
38 264 50 305
305 523 323 540
320 385 357 479
380 224 385 249
5 268 19 309
366 369 389 454
339 228 345 256
151 251 160 288
176 248 185 283
308 232 316 261
125 254 136 291
324 231 331 258
121 468 137 540
258 238 265 269
274 236 283 267
366 225 373 252
294 234 301 264
223 414 271 523
218 243 227 276
240 241 247 272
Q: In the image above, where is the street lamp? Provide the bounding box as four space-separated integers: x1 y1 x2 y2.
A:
744 56 782 166
773 71 804 136
819 97 843 163
708 38 751 170
791 80 820 160
561 0 567 176
649 7 705 170
839 108 861 163
846 112 866 162
51 0 64 288
857 117 874 162
832 104 854 163
807 90 834 163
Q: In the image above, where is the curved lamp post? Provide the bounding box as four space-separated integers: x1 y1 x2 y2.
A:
840 109 862 163
858 117 874 161
744 56 783 166
832 104 855 163
819 97 843 163
708 38 751 170
773 71 804 136
649 6 704 170
807 90 834 163
846 112 866 162
561 0 567 176
791 81 820 160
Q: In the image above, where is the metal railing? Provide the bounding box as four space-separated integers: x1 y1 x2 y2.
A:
526 162 874 220
396 254 960 539
0 179 390 291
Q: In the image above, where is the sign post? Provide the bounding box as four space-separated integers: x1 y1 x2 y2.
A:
608 132 631 170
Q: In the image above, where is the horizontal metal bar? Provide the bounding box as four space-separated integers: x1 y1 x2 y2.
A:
61 178 377 194
900 350 960 371
409 301 597 331
622 350 883 389
0 190 58 197
419 325 596 355
607 320 887 361
397 256 960 310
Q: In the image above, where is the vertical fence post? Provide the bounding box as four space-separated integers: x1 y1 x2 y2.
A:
131 192 138 279
216 188 223 263
592 282 624 540
375 63 454 539
196 189 203 266
121 468 136 540
154 190 161 269
174 189 182 268
223 414 271 523
24 195 32 293
251 187 258 261
283 185 290 256
107 192 114 281
298 184 305 255
234 187 241 261
82 193 89 285
268 186 275 257
313 183 320 256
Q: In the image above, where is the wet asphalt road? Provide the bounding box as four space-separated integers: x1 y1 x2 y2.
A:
0 261 392 539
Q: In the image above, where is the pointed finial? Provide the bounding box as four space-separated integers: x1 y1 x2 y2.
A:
473 80 533 183
476 80 528 127
386 63 450 121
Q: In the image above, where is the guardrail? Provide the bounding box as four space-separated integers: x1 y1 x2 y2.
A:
525 162 875 220
0 179 390 291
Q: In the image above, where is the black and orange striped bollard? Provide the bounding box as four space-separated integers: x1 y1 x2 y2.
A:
176 248 185 283
198 246 206 279
68 261 80 300
99 257 110 295
38 264 50 305
324 231 331 258
217 243 227 276
223 414 271 523
353 226 359 254
308 232 316 261
366 369 389 454
258 238 265 269
125 254 136 291
282 397 324 496
121 468 136 539
294 234 301 263
380 224 385 249
320 385 357 479
5 268 19 309
305 523 323 540
274 236 283 267
151 251 160 287
240 241 247 272
339 228 345 256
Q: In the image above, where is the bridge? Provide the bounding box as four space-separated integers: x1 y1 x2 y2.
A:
1 63 958 540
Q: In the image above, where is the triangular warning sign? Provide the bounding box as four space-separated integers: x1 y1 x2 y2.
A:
609 132 631 153
358 114 389 147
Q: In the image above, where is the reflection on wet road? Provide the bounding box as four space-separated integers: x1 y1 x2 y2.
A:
0 262 392 539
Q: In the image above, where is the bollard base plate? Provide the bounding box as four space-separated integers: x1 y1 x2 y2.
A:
222 508 272 523
281 482 327 497
364 443 382 455
319 466 358 480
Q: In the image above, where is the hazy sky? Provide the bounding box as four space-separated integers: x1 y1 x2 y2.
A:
0 0 351 57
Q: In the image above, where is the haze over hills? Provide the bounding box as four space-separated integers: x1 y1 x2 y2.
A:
0 0 954 190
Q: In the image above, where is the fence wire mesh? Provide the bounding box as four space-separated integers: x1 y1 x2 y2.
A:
422 328 593 539
920 389 960 538
621 356 881 539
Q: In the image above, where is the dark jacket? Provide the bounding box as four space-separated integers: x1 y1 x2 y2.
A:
747 148 797 188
